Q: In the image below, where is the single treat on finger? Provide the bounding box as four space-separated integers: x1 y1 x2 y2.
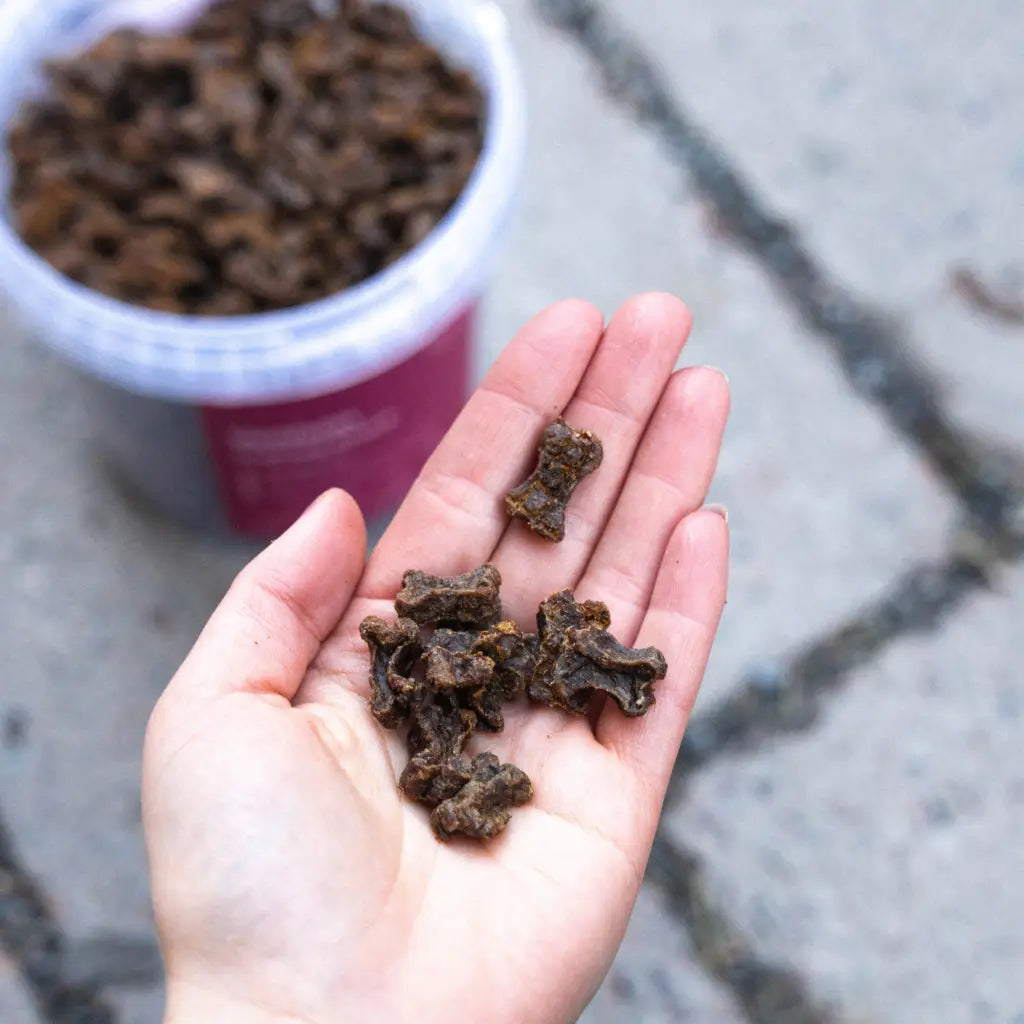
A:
358 616 422 728
504 419 604 542
430 752 534 841
529 590 667 717
395 563 502 626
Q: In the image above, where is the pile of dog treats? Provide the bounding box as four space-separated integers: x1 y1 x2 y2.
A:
361 566 667 842
360 419 667 843
6 0 484 314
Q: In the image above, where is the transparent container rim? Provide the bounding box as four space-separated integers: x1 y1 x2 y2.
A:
0 0 526 402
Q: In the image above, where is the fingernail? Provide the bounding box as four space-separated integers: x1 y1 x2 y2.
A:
704 503 729 524
702 365 730 383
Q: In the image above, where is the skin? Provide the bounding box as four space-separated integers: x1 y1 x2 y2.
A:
143 293 731 1024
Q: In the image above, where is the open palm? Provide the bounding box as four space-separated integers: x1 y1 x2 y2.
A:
143 294 730 1024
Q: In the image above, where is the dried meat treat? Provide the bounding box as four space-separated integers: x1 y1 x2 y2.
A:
395 563 502 626
473 621 540 700
461 683 506 733
529 590 667 717
425 628 507 731
504 420 604 542
560 629 667 717
430 753 534 842
358 616 422 728
362 556 670 841
399 699 476 806
424 645 494 692
535 587 612 636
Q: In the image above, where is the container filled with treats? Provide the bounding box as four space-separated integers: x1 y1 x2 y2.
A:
0 0 525 534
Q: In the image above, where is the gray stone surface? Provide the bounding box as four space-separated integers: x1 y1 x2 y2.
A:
0 955 40 1024
666 565 1024 1024
0 311 247 1014
0 0 1020 1020
110 988 166 1024
486 0 955 710
624 0 1024 449
581 888 744 1023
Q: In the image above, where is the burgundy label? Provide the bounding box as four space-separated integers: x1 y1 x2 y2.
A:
201 307 474 536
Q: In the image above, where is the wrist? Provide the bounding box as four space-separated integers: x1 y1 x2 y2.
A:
164 978 320 1024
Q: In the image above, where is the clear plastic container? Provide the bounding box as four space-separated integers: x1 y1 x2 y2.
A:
0 0 526 535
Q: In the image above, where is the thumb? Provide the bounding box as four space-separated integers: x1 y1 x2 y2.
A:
167 488 367 708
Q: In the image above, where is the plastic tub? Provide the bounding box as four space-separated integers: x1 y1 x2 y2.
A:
0 0 525 536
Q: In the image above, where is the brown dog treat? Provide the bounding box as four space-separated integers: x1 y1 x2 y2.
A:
529 590 667 717
430 753 533 841
504 420 604 542
399 698 477 807
358 616 422 728
395 563 502 627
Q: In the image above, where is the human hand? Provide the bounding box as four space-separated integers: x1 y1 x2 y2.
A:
143 293 730 1024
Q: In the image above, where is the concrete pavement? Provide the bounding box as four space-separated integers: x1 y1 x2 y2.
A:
1 0 1022 1021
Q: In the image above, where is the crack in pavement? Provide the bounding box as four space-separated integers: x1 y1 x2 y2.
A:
646 835 838 1024
652 522 1022 1016
533 0 1019 531
669 545 1002 801
0 814 117 1024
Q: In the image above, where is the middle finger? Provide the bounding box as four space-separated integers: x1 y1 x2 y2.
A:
493 292 693 625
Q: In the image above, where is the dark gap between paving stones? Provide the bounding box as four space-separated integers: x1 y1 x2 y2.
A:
646 835 838 1024
669 548 1001 802
653 533 1024 1013
0 813 118 1024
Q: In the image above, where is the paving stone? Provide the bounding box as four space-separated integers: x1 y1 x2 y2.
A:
109 988 166 1024
0 955 41 1024
0 310 246 999
620 0 1024 450
485 0 955 709
666 564 1024 1024
580 887 744 1023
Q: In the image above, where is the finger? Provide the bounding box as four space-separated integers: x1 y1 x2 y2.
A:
595 510 729 793
576 366 730 644
167 489 367 706
493 293 694 624
356 299 606 601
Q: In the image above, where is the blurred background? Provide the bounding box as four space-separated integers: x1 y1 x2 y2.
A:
1 0 1023 1022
